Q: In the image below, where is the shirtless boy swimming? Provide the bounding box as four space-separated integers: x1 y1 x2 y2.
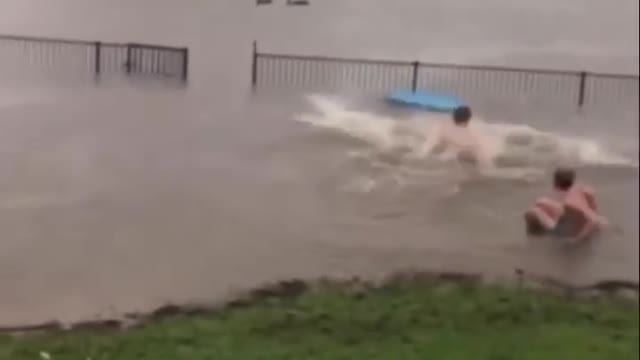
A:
418 106 493 167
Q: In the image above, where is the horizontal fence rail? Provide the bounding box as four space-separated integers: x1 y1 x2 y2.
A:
251 42 639 110
0 34 189 82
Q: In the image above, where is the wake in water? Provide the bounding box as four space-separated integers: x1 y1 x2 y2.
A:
295 94 636 192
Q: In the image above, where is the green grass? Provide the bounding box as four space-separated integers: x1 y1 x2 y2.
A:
1 280 637 360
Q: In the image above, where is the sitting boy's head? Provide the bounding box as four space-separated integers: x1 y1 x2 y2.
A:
553 167 575 191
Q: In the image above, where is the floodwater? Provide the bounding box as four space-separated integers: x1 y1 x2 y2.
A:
0 0 638 328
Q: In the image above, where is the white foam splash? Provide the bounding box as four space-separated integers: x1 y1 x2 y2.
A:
296 94 637 173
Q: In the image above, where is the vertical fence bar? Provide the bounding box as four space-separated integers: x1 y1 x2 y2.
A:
411 61 419 92
251 41 258 88
126 44 133 74
181 47 189 82
94 41 101 78
577 71 587 108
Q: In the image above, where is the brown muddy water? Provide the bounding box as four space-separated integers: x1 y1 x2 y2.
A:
0 0 638 328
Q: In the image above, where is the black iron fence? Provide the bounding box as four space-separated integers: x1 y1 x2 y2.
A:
0 34 189 81
251 42 638 109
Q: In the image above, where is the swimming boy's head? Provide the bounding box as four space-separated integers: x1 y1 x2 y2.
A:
553 167 575 191
452 106 472 127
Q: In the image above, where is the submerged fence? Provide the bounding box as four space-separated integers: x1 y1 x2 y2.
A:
0 34 189 82
251 42 638 110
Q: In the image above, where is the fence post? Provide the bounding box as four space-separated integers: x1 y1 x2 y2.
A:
181 47 189 82
94 41 101 78
411 61 419 92
577 71 587 108
251 41 258 88
126 44 133 74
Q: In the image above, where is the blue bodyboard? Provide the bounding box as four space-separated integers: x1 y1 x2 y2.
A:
386 90 463 112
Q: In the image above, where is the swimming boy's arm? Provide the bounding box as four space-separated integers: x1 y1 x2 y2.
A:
474 143 494 168
415 125 442 157
469 132 494 168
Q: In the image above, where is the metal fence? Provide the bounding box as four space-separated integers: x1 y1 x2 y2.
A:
0 34 189 82
251 42 638 109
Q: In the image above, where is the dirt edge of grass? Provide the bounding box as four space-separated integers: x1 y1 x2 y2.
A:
2 268 638 335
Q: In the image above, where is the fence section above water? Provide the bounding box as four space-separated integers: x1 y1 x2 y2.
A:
252 43 638 110
0 34 189 82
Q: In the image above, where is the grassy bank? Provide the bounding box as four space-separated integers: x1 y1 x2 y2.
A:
1 279 638 360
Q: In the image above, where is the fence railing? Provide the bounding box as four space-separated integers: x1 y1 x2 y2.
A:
251 42 638 110
0 34 189 82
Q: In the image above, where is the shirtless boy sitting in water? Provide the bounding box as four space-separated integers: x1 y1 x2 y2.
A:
525 168 608 242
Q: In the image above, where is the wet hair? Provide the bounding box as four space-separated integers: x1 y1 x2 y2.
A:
453 106 472 126
553 167 575 191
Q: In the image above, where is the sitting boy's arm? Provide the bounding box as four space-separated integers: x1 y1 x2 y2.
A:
569 202 606 242
582 186 598 211
574 214 598 242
